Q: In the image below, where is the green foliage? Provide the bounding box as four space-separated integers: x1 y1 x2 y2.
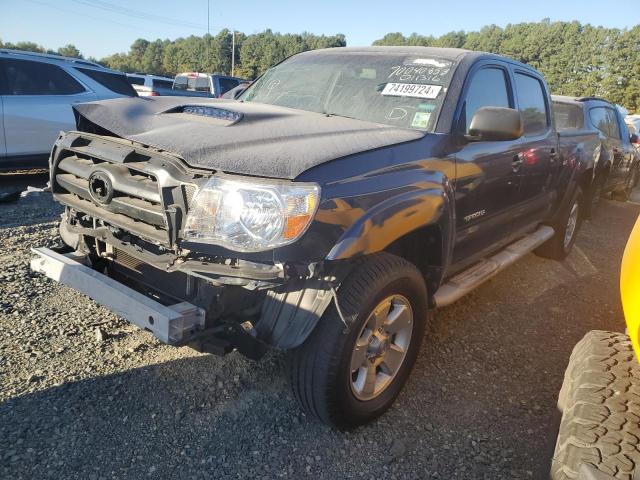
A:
56 44 83 59
0 39 84 59
2 20 637 111
98 30 346 80
373 21 640 111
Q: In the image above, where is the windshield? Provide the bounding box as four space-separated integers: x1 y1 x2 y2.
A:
241 52 457 131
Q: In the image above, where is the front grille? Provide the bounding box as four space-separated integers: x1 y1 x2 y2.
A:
52 133 200 246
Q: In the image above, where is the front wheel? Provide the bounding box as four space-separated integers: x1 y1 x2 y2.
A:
289 253 428 429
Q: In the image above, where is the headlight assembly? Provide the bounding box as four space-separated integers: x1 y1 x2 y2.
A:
183 175 320 252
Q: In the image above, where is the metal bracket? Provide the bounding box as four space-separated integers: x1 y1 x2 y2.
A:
30 247 205 344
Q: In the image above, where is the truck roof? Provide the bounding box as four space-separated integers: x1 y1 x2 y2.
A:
301 46 473 60
298 46 540 74
552 94 613 106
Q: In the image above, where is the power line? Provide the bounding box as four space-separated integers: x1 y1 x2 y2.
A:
72 0 227 31
24 0 163 34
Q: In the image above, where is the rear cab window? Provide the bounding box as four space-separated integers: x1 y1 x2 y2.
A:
75 67 137 96
1 58 85 95
553 102 584 130
514 72 549 136
173 74 211 92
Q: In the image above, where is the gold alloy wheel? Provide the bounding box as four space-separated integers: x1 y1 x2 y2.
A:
349 295 413 401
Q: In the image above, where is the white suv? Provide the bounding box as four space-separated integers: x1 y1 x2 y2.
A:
0 49 138 171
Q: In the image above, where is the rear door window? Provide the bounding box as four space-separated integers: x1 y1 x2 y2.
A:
589 107 610 136
2 58 85 95
514 72 549 136
75 67 137 96
152 79 173 89
127 76 145 85
460 67 511 133
605 108 621 140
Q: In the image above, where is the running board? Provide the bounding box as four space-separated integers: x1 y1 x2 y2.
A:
433 225 554 308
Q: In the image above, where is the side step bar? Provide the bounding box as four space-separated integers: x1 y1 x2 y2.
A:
30 247 206 344
433 225 554 308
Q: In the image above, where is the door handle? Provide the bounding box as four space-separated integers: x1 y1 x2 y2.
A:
512 154 524 172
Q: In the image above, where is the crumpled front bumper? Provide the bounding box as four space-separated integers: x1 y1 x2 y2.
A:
30 247 206 345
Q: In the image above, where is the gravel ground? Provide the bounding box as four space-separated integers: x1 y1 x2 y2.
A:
1 178 639 480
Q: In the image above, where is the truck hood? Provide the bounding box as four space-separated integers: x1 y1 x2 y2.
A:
73 97 424 179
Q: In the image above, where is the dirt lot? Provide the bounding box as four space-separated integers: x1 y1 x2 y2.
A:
1 176 638 480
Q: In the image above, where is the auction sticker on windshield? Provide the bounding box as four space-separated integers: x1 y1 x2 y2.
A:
381 83 442 99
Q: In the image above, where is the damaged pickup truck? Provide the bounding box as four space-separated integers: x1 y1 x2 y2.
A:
32 47 589 428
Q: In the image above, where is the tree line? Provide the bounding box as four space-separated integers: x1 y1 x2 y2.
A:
373 20 640 112
1 20 639 111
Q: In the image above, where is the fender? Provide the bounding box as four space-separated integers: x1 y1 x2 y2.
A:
325 182 454 263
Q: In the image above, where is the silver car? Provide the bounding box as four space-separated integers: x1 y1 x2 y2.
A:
0 49 137 171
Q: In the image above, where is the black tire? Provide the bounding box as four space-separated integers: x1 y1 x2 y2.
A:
535 187 583 260
551 331 640 480
289 253 428 429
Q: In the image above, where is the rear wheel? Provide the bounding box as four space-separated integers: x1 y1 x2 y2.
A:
289 253 428 429
535 187 583 260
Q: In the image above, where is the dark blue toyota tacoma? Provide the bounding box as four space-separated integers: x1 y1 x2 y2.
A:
32 47 592 428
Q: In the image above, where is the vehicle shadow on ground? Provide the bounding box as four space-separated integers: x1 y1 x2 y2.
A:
1 338 554 480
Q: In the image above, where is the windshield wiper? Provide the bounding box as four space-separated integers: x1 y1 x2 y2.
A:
323 112 359 121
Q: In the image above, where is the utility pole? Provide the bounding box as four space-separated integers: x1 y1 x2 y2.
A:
206 0 210 71
231 30 235 77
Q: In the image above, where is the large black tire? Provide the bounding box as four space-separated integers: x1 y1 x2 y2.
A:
535 187 583 260
289 253 428 429
551 331 640 480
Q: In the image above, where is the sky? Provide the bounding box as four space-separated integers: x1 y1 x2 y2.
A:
1 0 638 59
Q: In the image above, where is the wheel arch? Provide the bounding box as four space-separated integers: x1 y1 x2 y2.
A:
325 184 454 293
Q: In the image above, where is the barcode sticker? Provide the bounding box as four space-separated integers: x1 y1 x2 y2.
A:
381 83 442 99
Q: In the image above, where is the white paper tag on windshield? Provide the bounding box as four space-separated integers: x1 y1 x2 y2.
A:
412 58 449 67
381 83 442 99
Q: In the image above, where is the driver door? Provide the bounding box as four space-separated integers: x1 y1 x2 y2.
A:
452 63 522 266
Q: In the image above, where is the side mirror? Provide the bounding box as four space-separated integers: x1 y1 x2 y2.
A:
468 106 524 141
631 133 639 145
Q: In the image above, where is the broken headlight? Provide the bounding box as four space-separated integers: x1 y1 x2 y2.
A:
183 175 319 252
